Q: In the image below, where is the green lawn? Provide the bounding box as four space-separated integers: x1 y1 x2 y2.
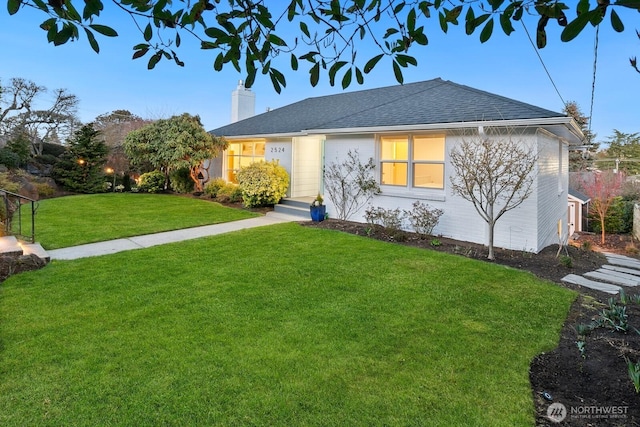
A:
26 193 258 249
0 223 575 426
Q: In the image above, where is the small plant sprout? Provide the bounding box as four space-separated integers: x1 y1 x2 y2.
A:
575 323 592 336
430 238 442 247
624 357 640 394
559 255 573 268
576 340 587 359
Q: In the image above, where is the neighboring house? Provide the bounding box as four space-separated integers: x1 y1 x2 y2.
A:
568 188 591 236
209 78 583 253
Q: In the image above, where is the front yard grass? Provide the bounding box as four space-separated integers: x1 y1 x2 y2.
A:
28 193 258 249
0 223 575 426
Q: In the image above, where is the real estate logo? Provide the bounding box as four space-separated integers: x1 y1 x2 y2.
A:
547 402 567 423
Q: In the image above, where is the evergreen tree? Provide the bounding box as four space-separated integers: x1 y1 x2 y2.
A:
54 124 108 193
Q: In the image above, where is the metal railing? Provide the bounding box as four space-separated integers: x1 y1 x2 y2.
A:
0 189 38 243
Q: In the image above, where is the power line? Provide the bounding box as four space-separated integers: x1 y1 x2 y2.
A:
521 20 566 107
587 25 600 141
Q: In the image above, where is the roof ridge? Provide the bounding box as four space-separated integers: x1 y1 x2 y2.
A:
441 79 563 117
307 78 447 129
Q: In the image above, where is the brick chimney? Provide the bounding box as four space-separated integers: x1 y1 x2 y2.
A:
231 80 256 123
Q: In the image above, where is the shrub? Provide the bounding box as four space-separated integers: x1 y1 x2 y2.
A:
589 196 634 234
35 182 56 198
137 170 166 193
216 183 243 203
324 150 381 220
364 206 406 232
405 201 444 237
0 148 21 169
169 168 194 194
204 178 227 198
0 173 21 194
236 160 289 208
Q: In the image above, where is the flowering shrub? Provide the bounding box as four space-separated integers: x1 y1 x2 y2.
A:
236 160 289 208
137 170 165 193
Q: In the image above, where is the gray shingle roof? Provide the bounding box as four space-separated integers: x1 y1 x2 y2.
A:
210 78 565 137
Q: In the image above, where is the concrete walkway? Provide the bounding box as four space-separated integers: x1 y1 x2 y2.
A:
561 252 640 295
48 212 305 261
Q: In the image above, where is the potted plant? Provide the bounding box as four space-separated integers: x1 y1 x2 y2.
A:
310 194 326 222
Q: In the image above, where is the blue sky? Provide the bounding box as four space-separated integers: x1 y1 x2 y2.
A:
2 3 638 145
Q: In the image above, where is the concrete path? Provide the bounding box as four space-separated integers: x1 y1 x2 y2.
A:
48 212 305 261
561 252 640 295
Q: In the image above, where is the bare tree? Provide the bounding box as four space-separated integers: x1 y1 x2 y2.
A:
93 110 152 176
324 149 380 221
0 78 78 156
450 129 537 260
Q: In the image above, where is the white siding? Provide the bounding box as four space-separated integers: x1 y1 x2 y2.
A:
324 136 376 220
320 128 567 253
536 130 569 250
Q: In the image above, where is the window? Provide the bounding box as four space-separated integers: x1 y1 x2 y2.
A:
380 135 445 189
225 140 265 182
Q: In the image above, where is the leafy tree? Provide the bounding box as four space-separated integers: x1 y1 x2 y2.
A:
449 128 537 260
123 113 227 192
53 124 108 193
601 130 640 175
563 101 598 172
4 131 31 167
577 170 625 244
6 1 638 92
0 78 78 156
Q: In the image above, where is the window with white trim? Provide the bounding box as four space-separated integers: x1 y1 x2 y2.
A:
380 135 445 189
225 140 265 182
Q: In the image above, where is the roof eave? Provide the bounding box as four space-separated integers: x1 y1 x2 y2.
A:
218 131 311 140
303 117 577 135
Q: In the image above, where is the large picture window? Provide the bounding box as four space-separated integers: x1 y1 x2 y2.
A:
380 135 445 189
226 140 265 182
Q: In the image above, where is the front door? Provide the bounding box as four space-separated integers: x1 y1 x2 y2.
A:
568 202 576 237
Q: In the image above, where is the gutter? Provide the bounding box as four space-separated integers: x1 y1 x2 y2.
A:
219 117 583 141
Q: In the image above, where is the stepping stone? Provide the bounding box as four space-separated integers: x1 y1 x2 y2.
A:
585 270 640 287
561 274 621 295
601 264 640 277
603 253 640 269
583 269 640 286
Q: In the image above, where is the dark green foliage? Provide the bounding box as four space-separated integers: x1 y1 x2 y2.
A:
0 148 21 169
53 124 108 193
42 141 68 157
589 196 634 234
169 167 194 194
10 1 637 92
137 170 165 193
5 133 31 166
